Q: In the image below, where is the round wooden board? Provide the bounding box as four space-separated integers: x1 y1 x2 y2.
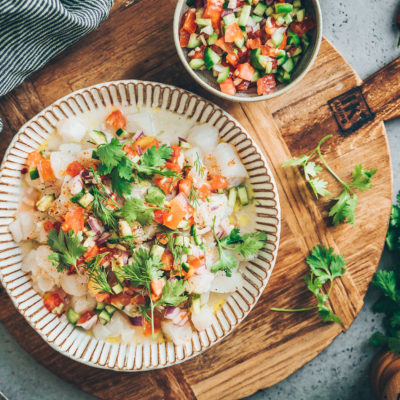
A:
0 1 396 399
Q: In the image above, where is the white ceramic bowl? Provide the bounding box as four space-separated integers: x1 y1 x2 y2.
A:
174 0 323 102
0 81 280 370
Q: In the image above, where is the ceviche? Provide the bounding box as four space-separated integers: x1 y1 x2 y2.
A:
179 0 315 96
10 107 266 345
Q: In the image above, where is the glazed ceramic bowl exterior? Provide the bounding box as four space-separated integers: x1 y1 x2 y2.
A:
0 81 280 370
173 0 322 102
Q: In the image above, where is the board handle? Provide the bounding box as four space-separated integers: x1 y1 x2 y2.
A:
362 56 400 123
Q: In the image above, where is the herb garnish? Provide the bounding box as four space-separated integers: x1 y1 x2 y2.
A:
194 153 205 178
270 245 346 323
47 229 86 274
85 253 113 294
188 185 200 208
283 134 377 226
118 197 164 226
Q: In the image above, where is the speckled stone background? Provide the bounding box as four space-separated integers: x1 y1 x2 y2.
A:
0 1 399 399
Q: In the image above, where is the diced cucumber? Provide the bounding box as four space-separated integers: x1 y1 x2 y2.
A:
291 47 302 57
287 30 301 47
283 13 293 25
175 235 190 247
116 128 129 138
112 282 124 295
265 60 273 74
195 7 204 18
250 48 268 70
187 33 201 49
118 220 132 237
282 57 294 73
98 310 111 325
275 3 293 13
77 192 94 208
228 187 237 208
105 305 116 315
208 32 218 45
253 2 267 16
145 185 165 206
282 70 292 83
272 31 284 48
251 14 263 23
151 244 165 258
302 33 310 50
177 220 190 230
189 58 205 70
182 262 190 273
29 168 39 180
196 18 212 27
235 37 245 49
67 308 80 325
204 47 221 70
217 66 230 83
238 5 251 26
293 55 301 65
190 224 201 246
251 69 260 82
95 302 105 311
293 0 301 7
266 6 274 16
238 185 249 206
277 52 288 66
179 140 192 149
222 13 236 26
36 194 54 212
297 8 305 22
70 188 85 203
88 130 107 145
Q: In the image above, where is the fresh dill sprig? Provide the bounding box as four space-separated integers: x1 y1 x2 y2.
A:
85 254 113 294
189 185 200 208
194 153 205 178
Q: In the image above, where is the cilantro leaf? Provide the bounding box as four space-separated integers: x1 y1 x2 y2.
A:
141 145 173 168
111 167 133 196
220 228 242 245
219 228 267 258
386 204 400 253
282 154 309 168
117 157 134 180
155 279 187 307
119 197 161 225
329 190 358 226
211 250 237 277
372 270 398 303
96 138 126 175
304 162 323 180
47 229 86 273
350 164 377 191
308 177 331 198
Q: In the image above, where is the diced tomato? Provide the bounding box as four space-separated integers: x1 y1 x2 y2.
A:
226 52 239 67
216 38 239 66
257 74 276 95
168 144 182 163
43 221 54 232
290 17 315 36
61 206 85 234
192 45 205 59
66 161 84 177
164 161 182 173
84 243 99 261
131 294 146 306
209 175 229 191
96 292 111 303
203 0 224 29
180 9 197 34
246 37 261 49
219 77 236 96
37 159 56 182
154 176 173 194
122 144 137 157
154 208 169 224
150 279 165 302
236 80 251 92
143 312 161 336
236 63 255 81
261 44 281 58
44 293 63 313
196 181 212 199
161 252 174 271
224 22 243 43
77 311 95 325
179 28 190 47
111 293 131 308
179 178 193 196
105 109 126 130
133 136 159 153
26 151 43 168
264 17 280 36
182 256 205 278
163 193 189 229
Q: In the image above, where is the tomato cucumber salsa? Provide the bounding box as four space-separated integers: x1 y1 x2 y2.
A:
180 0 315 96
10 107 266 345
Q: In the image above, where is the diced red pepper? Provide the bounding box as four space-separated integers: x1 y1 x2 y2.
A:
219 77 237 95
246 37 262 49
26 151 43 169
61 207 85 234
257 74 276 95
192 45 206 59
154 176 173 194
180 9 197 34
203 0 224 29
44 293 63 313
154 208 169 224
66 161 84 177
179 28 190 47
290 17 315 36
224 22 243 43
105 109 126 130
209 175 229 191
236 63 255 81
43 221 54 232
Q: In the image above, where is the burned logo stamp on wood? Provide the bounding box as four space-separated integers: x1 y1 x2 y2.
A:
328 87 375 135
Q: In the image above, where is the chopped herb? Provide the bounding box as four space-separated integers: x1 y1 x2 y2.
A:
188 185 200 208
118 197 163 226
90 184 118 231
85 254 113 294
194 153 205 178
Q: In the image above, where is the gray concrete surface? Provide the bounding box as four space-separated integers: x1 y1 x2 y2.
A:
1 1 400 399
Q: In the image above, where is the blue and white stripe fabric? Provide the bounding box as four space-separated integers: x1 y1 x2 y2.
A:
0 0 113 97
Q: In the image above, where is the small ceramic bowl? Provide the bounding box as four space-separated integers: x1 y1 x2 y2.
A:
0 80 280 370
173 0 322 102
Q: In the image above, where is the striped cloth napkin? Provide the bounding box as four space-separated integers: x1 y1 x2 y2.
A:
0 0 113 132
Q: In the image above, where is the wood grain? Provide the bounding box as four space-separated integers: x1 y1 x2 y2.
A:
0 0 395 398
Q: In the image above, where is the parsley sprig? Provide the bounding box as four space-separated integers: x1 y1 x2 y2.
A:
118 197 164 226
283 134 377 226
270 245 346 324
47 229 86 274
211 218 267 277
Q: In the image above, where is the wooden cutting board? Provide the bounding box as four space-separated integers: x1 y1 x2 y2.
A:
0 0 398 399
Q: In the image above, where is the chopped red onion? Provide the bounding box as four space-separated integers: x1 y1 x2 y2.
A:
96 232 112 245
88 216 104 235
171 308 188 326
213 64 226 73
210 205 219 211
133 131 145 142
121 251 129 265
137 145 143 155
77 315 98 330
129 316 143 326
81 170 93 183
164 306 180 320
177 136 187 142
221 9 233 17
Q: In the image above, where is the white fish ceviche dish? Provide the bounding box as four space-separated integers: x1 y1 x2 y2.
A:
9 107 266 346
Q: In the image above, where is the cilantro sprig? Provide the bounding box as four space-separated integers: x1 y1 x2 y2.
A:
47 229 86 274
211 218 267 277
270 245 346 324
283 134 377 226
118 197 164 226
